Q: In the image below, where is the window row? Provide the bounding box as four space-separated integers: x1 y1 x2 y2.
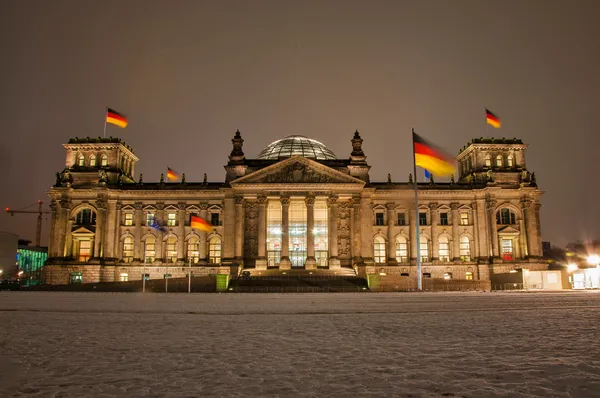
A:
121 235 222 264
484 154 515 168
77 153 108 167
374 211 470 226
373 235 472 264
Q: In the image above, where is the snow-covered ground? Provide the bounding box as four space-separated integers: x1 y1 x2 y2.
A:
1 292 599 397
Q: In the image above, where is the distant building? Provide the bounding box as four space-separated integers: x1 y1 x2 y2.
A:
44 132 546 287
0 231 18 279
17 239 48 286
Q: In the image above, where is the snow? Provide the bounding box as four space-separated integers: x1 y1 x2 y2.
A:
1 291 600 397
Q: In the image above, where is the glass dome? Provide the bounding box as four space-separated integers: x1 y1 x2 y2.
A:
257 135 338 160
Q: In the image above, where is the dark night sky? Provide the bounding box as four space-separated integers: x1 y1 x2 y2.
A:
1 0 598 248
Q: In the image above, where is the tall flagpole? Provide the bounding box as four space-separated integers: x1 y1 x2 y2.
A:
103 106 108 138
412 128 422 291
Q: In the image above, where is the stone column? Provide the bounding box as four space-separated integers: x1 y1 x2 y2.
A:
177 203 187 262
360 196 374 265
93 200 106 258
155 203 164 261
486 199 499 258
519 218 528 258
328 195 340 269
56 199 70 258
255 196 268 270
279 195 291 269
199 204 209 262
305 194 316 270
223 197 236 261
133 203 143 262
410 205 417 265
234 195 244 260
429 203 438 261
352 196 362 263
386 203 397 264
474 199 488 260
106 201 120 259
522 199 542 258
451 203 460 261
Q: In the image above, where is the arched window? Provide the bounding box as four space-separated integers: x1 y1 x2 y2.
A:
374 236 386 264
209 236 222 264
100 154 108 166
187 237 200 263
496 155 503 167
507 155 513 167
78 154 85 166
75 209 96 225
459 235 471 261
144 236 156 263
90 154 96 167
395 236 408 263
122 236 133 262
496 208 516 225
485 155 491 167
165 236 177 263
420 236 430 262
438 236 450 262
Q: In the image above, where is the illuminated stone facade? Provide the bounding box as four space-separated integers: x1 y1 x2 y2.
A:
43 132 545 285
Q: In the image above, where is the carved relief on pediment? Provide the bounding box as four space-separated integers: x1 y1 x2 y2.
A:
263 162 335 183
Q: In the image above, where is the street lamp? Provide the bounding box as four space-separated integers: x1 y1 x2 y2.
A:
587 254 600 267
567 263 578 273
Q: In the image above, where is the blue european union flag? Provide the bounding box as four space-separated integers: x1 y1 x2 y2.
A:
424 169 431 180
150 218 167 233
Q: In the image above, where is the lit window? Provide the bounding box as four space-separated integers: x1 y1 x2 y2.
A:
397 213 406 226
75 209 96 225
167 213 177 226
420 237 430 262
209 236 222 264
439 236 450 262
374 236 386 263
146 212 155 226
444 272 452 280
395 236 408 263
101 154 108 166
78 240 91 262
507 155 513 167
496 155 503 167
267 200 282 266
144 236 155 263
210 212 220 226
439 212 448 225
166 236 177 263
485 155 491 167
465 272 473 280
122 237 133 262
502 239 514 261
78 154 85 166
496 209 516 225
124 213 133 226
460 212 469 226
459 235 471 261
419 212 427 226
375 213 384 226
90 154 96 166
187 238 199 263
120 273 128 282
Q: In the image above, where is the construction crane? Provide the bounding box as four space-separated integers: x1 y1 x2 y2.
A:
5 200 51 247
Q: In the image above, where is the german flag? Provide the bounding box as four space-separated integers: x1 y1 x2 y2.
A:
190 215 212 232
106 108 128 128
413 132 455 177
167 167 180 181
486 108 501 128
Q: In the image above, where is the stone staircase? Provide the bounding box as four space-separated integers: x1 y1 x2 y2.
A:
228 267 368 293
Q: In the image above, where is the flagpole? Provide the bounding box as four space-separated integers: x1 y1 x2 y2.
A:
188 258 192 293
103 106 107 138
412 128 422 291
142 263 146 293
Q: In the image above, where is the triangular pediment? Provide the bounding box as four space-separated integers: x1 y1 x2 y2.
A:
71 226 96 234
498 225 520 235
231 156 365 185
